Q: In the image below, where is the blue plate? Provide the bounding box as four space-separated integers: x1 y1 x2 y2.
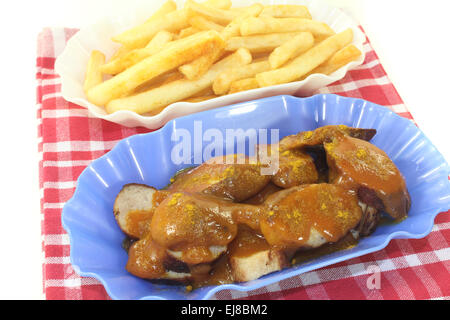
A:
62 94 450 300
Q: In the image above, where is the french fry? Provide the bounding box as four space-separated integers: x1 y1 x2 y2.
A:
314 34 331 45
225 32 304 53
213 60 270 95
203 0 232 10
145 0 177 23
260 5 312 19
133 71 188 95
184 94 218 102
303 44 361 78
190 86 215 98
132 72 179 94
160 72 186 85
101 31 174 75
186 0 240 25
189 15 224 32
109 45 132 62
269 32 314 69
252 52 271 61
228 77 259 94
88 30 225 106
240 16 335 38
239 3 266 16
142 105 168 117
179 42 225 80
178 27 201 38
145 30 174 49
101 49 149 75
84 50 105 93
255 28 353 87
112 9 190 49
229 5 254 12
106 48 252 114
220 3 264 40
179 3 263 80
83 1 363 117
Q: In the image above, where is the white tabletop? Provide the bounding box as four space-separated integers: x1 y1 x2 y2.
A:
0 0 448 299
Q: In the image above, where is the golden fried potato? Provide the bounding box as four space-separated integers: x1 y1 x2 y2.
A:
186 0 240 25
269 32 314 69
304 44 361 77
220 3 264 40
184 94 218 102
225 32 304 53
178 27 201 38
179 42 225 80
177 2 264 81
145 30 174 49
83 50 105 93
256 28 353 87
106 48 252 114
240 16 335 38
261 5 312 19
108 45 132 62
86 1 360 117
203 0 232 10
213 60 270 95
228 77 259 94
189 15 224 32
145 0 177 24
112 9 190 49
88 30 224 106
101 31 174 75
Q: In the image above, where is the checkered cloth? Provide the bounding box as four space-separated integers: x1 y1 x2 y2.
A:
37 27 450 300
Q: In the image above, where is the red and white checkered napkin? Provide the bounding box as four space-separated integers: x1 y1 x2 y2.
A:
37 27 450 300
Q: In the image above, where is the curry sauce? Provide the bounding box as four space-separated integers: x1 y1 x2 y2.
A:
325 135 411 219
114 125 410 289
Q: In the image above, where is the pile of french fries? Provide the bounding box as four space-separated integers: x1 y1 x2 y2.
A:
83 0 361 116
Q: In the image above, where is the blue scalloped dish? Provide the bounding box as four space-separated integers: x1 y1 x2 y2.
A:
62 94 450 300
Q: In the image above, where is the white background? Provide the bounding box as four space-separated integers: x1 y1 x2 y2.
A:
0 0 448 299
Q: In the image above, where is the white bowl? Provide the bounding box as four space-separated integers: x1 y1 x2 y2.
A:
55 0 365 129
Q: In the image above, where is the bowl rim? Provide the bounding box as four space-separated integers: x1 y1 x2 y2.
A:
61 94 450 300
